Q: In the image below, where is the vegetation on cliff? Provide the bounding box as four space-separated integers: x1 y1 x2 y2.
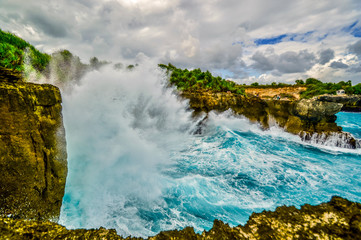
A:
0 28 124 84
298 78 361 98
159 63 246 95
0 29 50 72
159 63 361 101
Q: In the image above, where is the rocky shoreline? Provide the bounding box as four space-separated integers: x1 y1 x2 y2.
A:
1 67 361 239
181 90 361 148
1 196 361 239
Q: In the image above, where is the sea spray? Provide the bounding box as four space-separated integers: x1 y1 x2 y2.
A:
58 61 200 236
57 63 361 237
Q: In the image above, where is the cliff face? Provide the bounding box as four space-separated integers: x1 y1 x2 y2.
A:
317 94 361 112
0 69 67 220
1 196 360 239
182 90 360 148
245 86 307 100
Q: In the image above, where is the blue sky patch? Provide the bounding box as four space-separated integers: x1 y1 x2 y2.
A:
351 27 361 37
254 34 287 45
254 31 315 46
343 21 358 32
342 21 361 37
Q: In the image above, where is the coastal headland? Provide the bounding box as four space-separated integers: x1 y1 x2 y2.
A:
1 67 361 238
181 88 361 148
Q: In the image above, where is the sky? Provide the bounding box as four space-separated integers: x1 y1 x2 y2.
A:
1 0 361 84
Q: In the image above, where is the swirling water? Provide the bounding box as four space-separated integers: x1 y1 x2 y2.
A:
59 65 361 237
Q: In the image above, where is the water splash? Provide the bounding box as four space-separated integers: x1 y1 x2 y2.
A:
58 63 361 237
301 131 361 149
59 61 198 236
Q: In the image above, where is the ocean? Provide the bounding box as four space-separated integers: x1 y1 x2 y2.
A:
59 65 361 237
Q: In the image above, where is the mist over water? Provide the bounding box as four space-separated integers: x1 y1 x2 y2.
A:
59 64 361 237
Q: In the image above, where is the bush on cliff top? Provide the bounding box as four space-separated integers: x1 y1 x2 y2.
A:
0 29 50 72
300 78 358 98
159 63 246 95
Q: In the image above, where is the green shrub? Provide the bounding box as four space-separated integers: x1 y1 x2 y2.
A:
159 63 246 95
305 78 322 85
353 83 361 94
0 43 24 71
300 79 357 98
295 79 304 85
0 29 50 72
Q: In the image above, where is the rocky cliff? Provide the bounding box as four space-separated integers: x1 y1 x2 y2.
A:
1 196 360 239
317 94 361 112
181 90 360 148
0 67 67 221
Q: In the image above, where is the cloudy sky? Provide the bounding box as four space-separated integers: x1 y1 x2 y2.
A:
1 0 361 83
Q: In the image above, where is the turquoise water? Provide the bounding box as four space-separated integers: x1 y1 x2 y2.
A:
59 67 361 237
336 111 361 139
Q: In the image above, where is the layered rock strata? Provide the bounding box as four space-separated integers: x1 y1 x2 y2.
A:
1 196 360 239
0 69 67 221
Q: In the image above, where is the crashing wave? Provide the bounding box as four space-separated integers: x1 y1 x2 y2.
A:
300 131 361 149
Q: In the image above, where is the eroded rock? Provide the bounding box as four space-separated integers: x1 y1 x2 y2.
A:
181 90 359 148
1 196 360 239
0 69 67 221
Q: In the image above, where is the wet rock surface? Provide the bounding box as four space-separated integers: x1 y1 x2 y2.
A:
1 196 360 239
0 68 67 221
181 90 359 148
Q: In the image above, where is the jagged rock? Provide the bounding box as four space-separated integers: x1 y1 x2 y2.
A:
181 90 359 148
0 69 67 221
1 196 360 239
181 91 268 127
293 99 343 121
0 218 125 240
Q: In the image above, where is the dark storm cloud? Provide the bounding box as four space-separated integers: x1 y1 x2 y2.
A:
348 39 361 57
330 60 349 69
318 49 334 65
251 49 316 74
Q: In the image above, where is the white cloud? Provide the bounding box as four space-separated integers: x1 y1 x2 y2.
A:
0 0 361 83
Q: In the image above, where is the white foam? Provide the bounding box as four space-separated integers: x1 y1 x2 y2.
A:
59 60 197 237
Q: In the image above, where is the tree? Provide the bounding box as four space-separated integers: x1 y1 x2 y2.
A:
353 83 361 94
295 79 304 85
126 64 135 70
305 78 322 85
90 57 100 70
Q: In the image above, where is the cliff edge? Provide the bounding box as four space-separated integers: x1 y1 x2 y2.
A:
0 67 67 220
181 90 360 148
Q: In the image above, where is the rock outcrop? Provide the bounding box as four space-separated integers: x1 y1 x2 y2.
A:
181 90 360 148
0 68 67 221
317 94 361 112
1 196 360 239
